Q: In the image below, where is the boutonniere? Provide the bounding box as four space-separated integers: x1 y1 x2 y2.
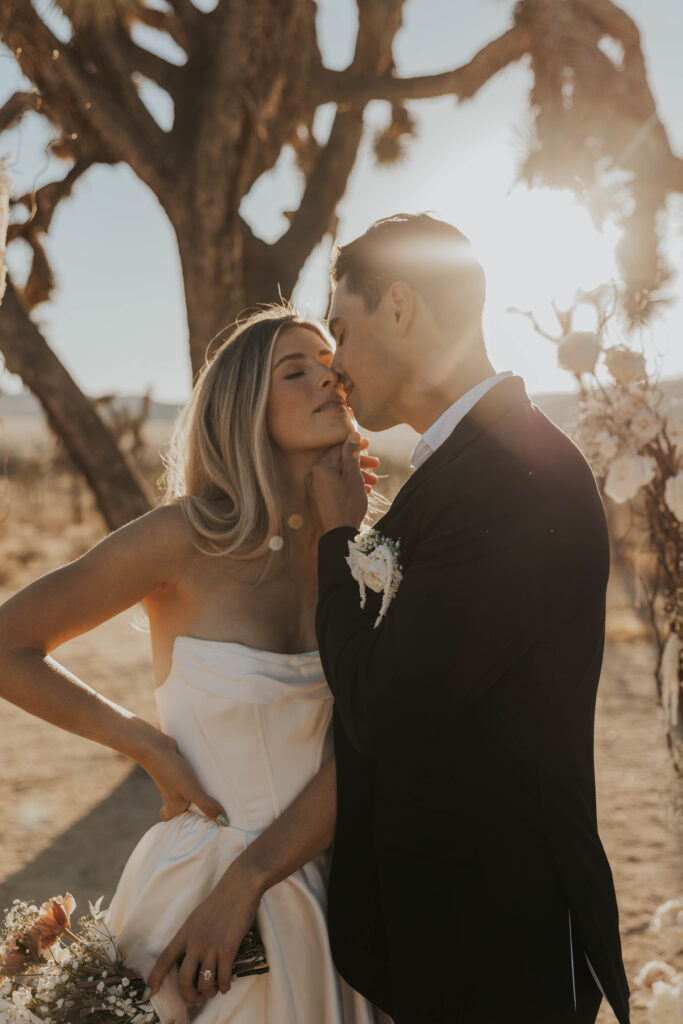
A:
345 529 403 628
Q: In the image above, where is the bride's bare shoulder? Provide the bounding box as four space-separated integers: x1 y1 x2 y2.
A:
123 503 199 565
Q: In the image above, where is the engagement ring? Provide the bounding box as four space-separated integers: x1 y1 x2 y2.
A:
202 968 214 981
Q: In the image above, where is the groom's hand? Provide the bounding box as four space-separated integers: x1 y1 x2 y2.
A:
307 432 376 533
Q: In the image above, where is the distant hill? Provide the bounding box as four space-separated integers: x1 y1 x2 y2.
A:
2 378 682 458
0 392 180 423
532 377 683 432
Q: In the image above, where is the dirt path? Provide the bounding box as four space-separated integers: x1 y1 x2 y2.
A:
0 494 681 1022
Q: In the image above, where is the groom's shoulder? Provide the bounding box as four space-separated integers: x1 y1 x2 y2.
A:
425 400 601 519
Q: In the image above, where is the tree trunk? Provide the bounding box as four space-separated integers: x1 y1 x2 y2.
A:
0 278 152 530
176 217 248 377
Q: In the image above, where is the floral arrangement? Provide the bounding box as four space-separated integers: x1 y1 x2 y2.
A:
0 891 268 1023
569 348 683 768
0 893 157 1023
345 529 403 628
633 897 683 1024
513 291 683 770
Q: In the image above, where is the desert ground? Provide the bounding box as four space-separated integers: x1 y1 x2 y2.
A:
0 404 681 1023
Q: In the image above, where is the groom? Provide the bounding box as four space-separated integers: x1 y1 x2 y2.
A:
309 213 631 1023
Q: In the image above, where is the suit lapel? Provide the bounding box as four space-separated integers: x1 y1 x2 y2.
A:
376 375 532 531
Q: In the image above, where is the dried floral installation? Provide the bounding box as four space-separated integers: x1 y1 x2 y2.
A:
517 290 683 771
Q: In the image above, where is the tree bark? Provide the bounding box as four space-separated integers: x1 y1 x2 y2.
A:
0 278 152 530
175 217 248 375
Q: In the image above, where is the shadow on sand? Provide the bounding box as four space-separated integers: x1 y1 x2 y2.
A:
0 765 160 914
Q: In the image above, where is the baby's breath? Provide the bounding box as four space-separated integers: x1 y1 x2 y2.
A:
0 897 159 1024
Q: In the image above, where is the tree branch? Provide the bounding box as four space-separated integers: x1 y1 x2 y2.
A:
266 108 365 298
68 23 172 138
574 0 683 195
0 276 152 528
132 5 189 54
572 0 641 49
264 0 405 295
8 157 94 241
314 23 532 105
165 0 202 36
0 90 42 133
118 34 183 97
0 3 169 196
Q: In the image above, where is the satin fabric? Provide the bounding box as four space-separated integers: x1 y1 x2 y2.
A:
104 636 391 1024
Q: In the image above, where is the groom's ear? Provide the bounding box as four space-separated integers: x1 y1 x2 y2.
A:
386 280 415 337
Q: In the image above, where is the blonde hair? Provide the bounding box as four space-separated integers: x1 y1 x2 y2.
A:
162 303 333 560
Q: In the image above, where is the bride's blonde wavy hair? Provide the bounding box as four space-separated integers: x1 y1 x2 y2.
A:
161 303 334 560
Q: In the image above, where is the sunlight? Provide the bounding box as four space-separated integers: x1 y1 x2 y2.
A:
475 185 622 329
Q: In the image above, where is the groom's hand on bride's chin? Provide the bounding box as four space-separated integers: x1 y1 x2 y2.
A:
308 431 375 533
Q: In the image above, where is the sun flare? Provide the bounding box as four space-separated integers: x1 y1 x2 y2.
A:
475 186 621 326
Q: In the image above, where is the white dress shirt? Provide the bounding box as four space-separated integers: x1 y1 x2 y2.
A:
409 371 514 470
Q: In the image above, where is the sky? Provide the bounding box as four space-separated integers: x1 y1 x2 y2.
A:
0 0 682 404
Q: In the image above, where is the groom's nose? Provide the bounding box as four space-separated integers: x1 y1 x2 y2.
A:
330 352 343 379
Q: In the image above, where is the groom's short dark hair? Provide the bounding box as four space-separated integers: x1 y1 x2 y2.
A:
330 213 486 337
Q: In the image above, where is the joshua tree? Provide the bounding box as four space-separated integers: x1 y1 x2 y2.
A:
1 0 682 526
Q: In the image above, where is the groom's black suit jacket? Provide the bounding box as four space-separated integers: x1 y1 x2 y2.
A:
316 376 630 1024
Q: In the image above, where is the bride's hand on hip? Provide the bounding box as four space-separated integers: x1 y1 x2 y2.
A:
146 860 262 1004
141 729 228 825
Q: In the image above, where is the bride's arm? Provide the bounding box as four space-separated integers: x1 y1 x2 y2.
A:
0 505 226 822
147 755 337 1003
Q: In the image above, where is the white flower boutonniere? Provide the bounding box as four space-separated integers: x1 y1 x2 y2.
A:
345 529 403 628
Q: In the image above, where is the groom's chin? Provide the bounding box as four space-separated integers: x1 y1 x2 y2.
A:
353 407 399 432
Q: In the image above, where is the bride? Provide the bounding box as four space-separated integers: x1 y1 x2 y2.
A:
0 306 389 1024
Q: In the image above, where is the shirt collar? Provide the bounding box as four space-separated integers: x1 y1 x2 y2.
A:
409 371 514 471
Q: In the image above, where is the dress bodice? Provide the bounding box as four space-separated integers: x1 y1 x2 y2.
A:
154 636 334 833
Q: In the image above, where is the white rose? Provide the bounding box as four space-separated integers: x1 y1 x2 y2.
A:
665 472 683 522
605 347 648 385
635 961 679 990
665 399 683 450
558 331 602 376
647 975 683 1024
630 406 662 447
610 390 645 430
594 430 620 461
652 897 683 949
604 454 656 503
346 544 394 594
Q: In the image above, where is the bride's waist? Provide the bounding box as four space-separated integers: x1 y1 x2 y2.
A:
182 802 267 838
162 805 331 868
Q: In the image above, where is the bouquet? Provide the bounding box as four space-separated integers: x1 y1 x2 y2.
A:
0 893 158 1023
0 892 269 1023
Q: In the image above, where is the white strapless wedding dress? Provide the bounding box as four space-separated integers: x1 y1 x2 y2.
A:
104 637 391 1024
